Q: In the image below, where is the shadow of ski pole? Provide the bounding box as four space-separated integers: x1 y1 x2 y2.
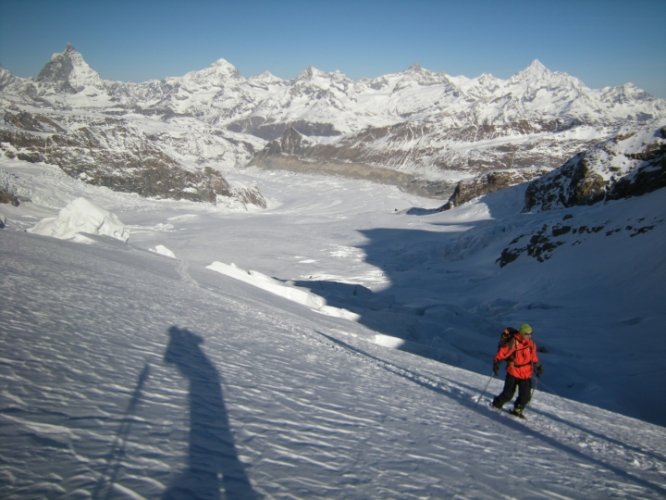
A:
92 363 150 499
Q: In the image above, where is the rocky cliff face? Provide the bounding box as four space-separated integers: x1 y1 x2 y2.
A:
438 169 548 210
0 109 243 203
1 46 665 202
438 122 665 227
524 125 666 211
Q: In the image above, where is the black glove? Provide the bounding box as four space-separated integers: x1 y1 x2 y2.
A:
536 364 544 378
493 361 500 376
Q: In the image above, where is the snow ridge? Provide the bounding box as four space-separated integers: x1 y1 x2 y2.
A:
207 261 361 321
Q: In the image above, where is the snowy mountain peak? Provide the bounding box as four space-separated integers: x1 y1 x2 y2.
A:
405 63 436 79
526 58 548 73
475 72 503 89
406 63 426 73
253 70 282 82
505 58 590 100
182 58 241 83
512 59 553 82
385 63 452 87
248 71 286 89
603 82 652 102
292 66 352 88
36 44 104 91
296 65 327 81
476 72 498 83
0 66 18 90
208 58 240 76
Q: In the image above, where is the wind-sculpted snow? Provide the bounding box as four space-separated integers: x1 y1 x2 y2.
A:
28 197 130 242
1 159 665 497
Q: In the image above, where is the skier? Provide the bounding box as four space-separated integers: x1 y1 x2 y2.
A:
491 323 543 417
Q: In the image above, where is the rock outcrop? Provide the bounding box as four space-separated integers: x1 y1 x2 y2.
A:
524 125 666 211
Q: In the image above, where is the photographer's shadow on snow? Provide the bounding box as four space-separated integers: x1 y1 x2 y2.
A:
163 326 256 500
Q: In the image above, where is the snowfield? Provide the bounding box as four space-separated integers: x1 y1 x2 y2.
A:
1 158 665 498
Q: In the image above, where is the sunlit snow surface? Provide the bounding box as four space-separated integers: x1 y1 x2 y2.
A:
1 159 665 498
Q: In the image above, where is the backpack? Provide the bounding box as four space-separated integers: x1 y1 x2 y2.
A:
498 327 518 348
497 327 519 369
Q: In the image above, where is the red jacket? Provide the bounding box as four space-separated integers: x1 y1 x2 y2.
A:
494 334 539 379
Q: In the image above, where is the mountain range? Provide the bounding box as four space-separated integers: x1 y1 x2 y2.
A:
1 44 665 202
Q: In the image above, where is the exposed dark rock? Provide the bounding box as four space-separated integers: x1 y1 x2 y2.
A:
227 118 340 141
0 188 20 206
0 110 260 205
4 111 66 133
607 143 666 200
497 214 662 267
524 130 666 212
438 170 546 210
524 155 601 211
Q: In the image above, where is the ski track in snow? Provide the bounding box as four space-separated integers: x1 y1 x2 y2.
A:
1 164 665 498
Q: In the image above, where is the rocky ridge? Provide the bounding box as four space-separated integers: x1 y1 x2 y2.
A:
525 124 666 211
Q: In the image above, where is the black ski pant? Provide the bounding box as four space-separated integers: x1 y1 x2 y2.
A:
492 374 532 410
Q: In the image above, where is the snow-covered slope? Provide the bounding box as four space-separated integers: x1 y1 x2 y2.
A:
1 154 665 497
2 46 665 199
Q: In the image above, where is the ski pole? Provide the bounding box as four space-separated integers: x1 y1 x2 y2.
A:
93 363 150 499
475 373 495 405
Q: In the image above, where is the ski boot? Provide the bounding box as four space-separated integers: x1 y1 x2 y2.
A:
510 406 525 419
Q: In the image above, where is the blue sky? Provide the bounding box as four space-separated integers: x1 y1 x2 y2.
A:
1 0 665 97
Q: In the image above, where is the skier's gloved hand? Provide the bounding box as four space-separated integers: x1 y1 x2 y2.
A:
536 364 544 378
493 361 500 376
